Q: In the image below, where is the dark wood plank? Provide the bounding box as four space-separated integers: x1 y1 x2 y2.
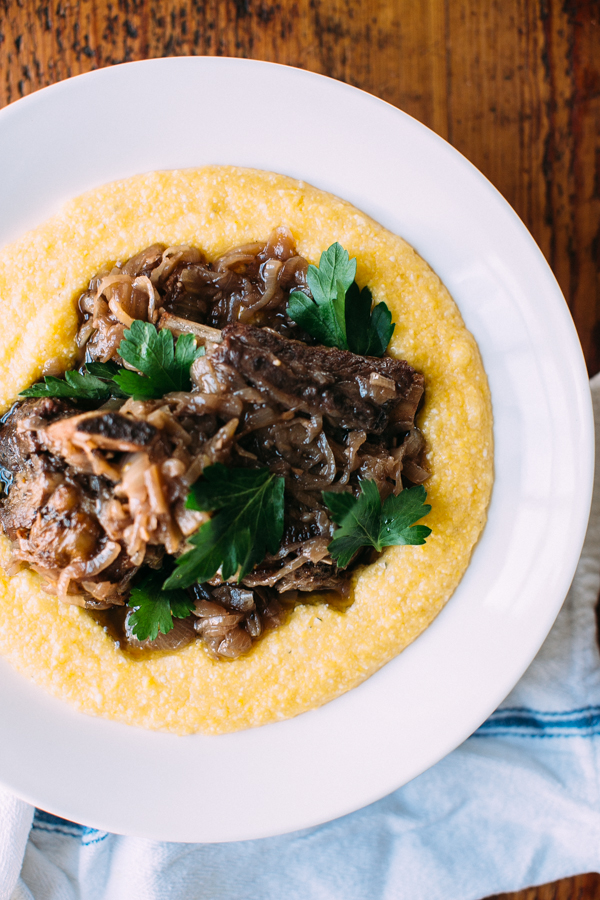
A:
490 871 600 900
0 2 599 897
441 1 600 372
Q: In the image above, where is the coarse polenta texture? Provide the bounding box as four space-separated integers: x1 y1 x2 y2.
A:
0 166 493 734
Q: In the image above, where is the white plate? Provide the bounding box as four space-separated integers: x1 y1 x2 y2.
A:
0 58 593 842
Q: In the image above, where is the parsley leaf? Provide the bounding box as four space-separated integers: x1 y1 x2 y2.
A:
287 243 355 349
115 321 204 399
379 487 433 547
287 242 394 356
20 366 127 402
344 283 395 357
163 464 285 590
85 360 121 379
323 481 432 568
128 567 195 642
20 324 204 403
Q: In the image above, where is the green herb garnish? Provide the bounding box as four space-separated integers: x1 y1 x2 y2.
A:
287 242 354 349
163 464 285 591
114 320 204 399
287 243 395 357
85 360 122 379
20 367 127 402
127 567 195 642
19 324 204 403
344 283 395 357
323 481 432 568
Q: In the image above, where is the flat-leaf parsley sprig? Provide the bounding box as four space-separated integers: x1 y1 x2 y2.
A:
322 481 432 568
163 464 285 591
163 470 431 595
344 283 395 358
19 322 204 403
20 363 128 402
114 320 204 399
287 242 354 350
287 243 395 357
127 567 196 642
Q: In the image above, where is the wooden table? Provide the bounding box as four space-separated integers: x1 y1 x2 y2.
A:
0 0 598 896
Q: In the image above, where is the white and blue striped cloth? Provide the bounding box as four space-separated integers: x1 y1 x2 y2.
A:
1 376 600 900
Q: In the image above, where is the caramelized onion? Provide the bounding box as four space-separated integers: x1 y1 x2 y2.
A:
339 430 367 484
213 242 264 271
150 245 203 284
290 431 336 489
238 258 283 321
108 298 135 327
194 612 243 639
368 372 397 403
55 541 121 599
158 310 222 344
132 275 161 323
217 628 252 658
1 232 430 661
122 243 165 277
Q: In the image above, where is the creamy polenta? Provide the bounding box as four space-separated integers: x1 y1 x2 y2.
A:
0 167 492 734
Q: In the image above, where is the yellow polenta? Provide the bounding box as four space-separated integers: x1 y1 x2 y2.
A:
0 167 493 734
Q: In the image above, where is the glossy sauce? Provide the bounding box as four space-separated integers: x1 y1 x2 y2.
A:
90 586 354 660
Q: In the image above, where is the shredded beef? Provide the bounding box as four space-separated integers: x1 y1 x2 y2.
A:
0 230 430 659
0 398 75 473
75 413 157 448
212 323 424 434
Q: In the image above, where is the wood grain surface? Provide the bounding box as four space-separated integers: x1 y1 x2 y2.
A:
0 0 598 897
